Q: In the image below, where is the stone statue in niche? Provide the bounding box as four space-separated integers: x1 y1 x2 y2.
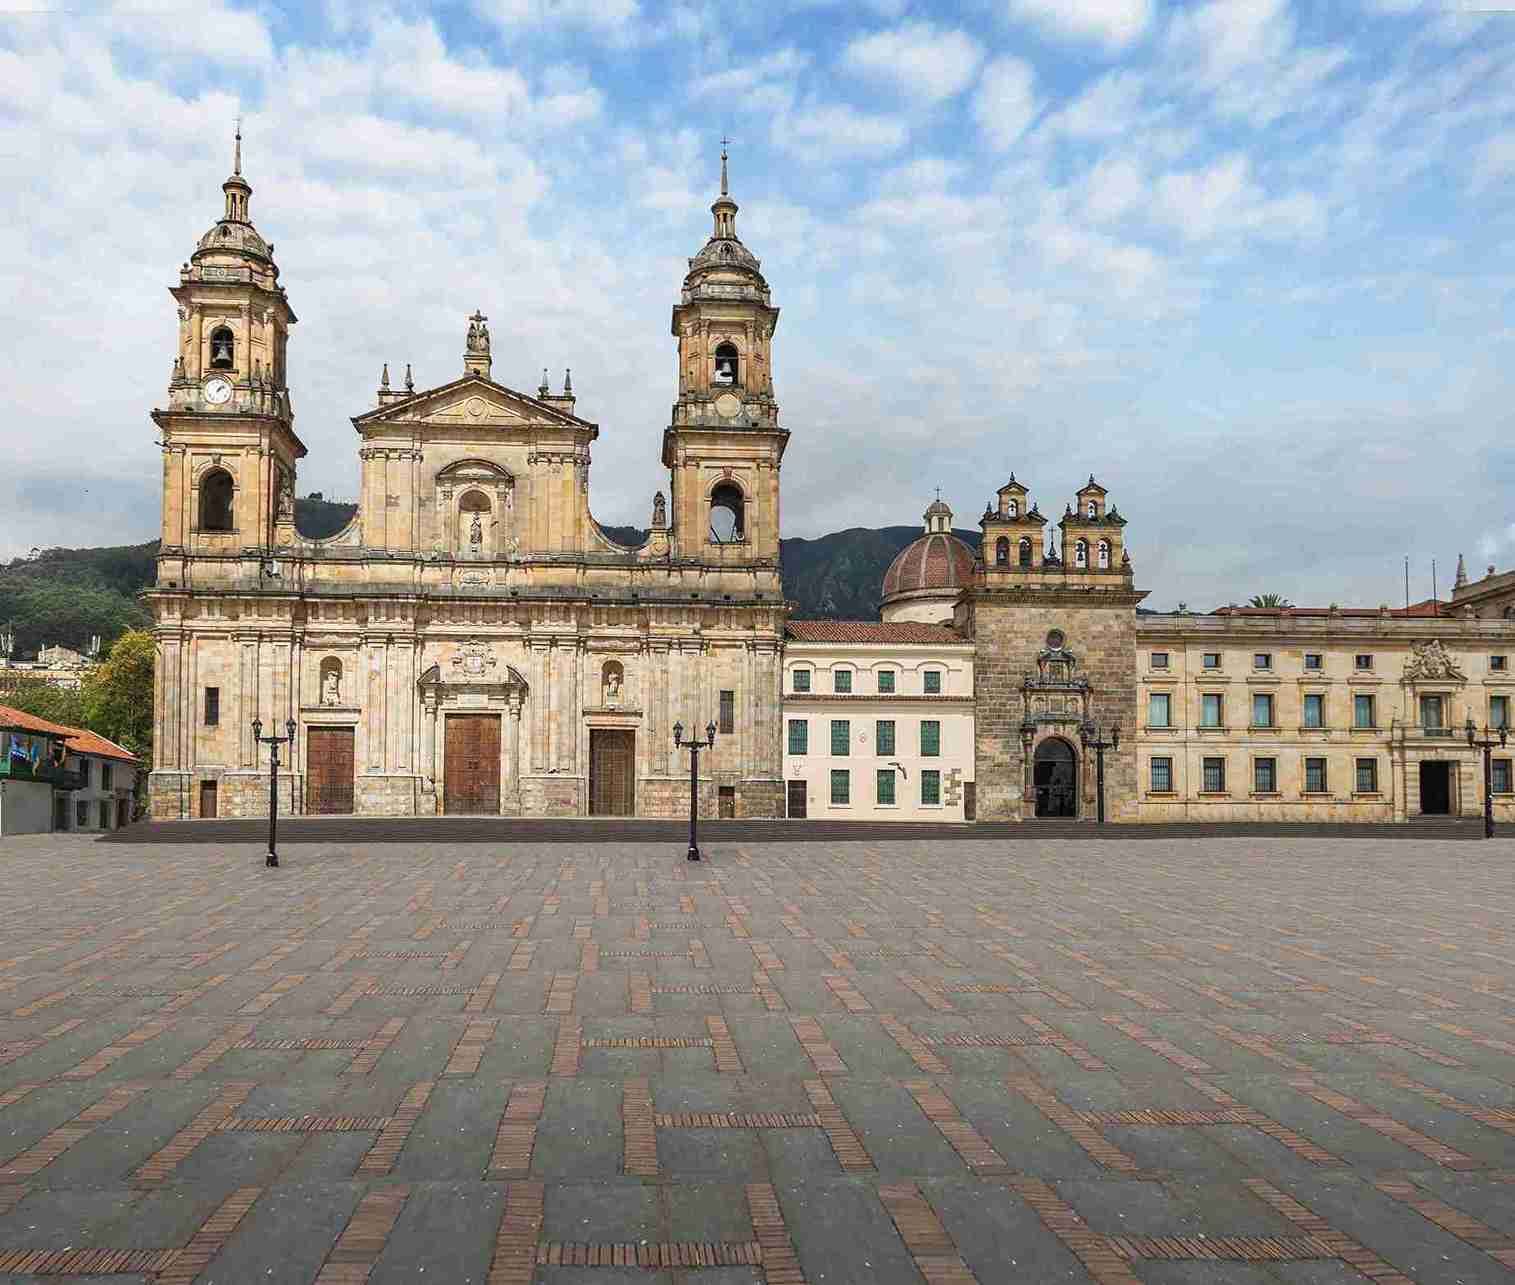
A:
603 664 623 707
469 512 483 553
277 474 294 522
652 491 667 528
321 666 341 706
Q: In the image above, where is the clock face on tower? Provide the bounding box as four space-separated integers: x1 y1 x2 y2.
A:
203 377 232 406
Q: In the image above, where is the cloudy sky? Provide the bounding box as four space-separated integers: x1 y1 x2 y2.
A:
1 0 1512 610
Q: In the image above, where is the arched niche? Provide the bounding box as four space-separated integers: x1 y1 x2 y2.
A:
435 459 514 559
319 656 344 706
199 467 235 532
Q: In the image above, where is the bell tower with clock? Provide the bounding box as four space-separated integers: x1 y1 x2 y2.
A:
662 146 787 582
152 127 303 563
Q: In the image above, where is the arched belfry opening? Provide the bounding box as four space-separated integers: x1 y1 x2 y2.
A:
995 537 1009 566
209 326 234 371
714 342 739 387
1018 537 1033 567
199 468 234 532
709 482 745 543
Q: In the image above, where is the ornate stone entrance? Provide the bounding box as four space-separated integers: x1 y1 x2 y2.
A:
1034 737 1079 818
418 644 528 816
444 715 501 815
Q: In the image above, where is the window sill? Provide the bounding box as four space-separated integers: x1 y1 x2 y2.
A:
1350 727 1381 734
1197 791 1230 798
1145 791 1178 798
1352 791 1384 799
1144 725 1177 733
1300 791 1333 798
1248 725 1280 732
1249 792 1282 799
1196 726 1227 734
1298 725 1330 733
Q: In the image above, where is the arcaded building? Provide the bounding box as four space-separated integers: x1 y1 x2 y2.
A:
147 141 786 819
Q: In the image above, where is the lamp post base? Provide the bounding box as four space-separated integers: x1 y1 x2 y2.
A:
266 853 279 868
686 845 701 862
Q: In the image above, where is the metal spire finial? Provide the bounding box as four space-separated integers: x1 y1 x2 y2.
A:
720 135 730 197
234 115 242 176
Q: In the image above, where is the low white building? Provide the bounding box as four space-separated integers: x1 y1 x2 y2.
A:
781 500 977 821
58 730 140 832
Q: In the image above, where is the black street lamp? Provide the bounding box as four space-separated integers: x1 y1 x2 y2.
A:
673 719 717 862
251 716 297 867
1079 720 1121 825
1465 717 1508 840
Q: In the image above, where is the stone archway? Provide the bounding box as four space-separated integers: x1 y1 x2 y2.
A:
1033 737 1078 818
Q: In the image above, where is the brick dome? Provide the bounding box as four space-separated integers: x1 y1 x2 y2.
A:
882 531 976 600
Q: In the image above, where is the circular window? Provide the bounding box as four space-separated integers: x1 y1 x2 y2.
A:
1046 629 1066 650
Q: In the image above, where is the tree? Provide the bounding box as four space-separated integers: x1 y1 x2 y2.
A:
81 629 155 758
1248 594 1293 608
0 678 86 728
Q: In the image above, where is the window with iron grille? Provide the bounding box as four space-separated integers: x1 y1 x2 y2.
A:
1150 652 1169 670
1150 757 1173 792
1202 757 1226 793
1253 757 1277 793
1304 653 1323 670
719 689 735 735
1305 757 1328 793
1252 693 1274 727
791 669 811 693
923 670 942 695
876 769 895 805
920 720 941 757
875 720 895 756
1202 653 1222 669
204 686 220 726
1356 758 1378 793
1491 695 1510 730
830 720 850 756
830 769 850 805
787 719 808 755
921 770 941 805
1493 655 1509 673
877 669 896 694
833 669 852 694
1354 694 1375 729
1494 759 1513 795
1148 692 1171 727
1201 694 1223 727
1303 693 1324 728
1254 653 1272 670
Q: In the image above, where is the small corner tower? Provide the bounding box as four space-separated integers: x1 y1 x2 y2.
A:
152 126 303 561
979 473 1048 578
662 145 787 579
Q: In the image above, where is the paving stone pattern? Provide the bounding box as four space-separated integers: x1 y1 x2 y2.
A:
1 831 1514 1282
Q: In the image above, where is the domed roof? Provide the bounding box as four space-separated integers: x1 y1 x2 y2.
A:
882 530 976 600
193 216 273 263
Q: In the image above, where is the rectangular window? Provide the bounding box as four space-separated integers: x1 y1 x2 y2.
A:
77 759 91 789
1148 692 1172 727
1492 696 1510 730
791 669 811 693
1202 652 1222 670
920 720 941 757
787 719 808 756
1305 757 1328 793
1202 757 1226 793
1252 693 1274 727
1354 693 1375 729
830 769 850 805
830 720 850 756
204 686 220 726
875 719 896 756
1420 694 1445 731
876 768 896 805
1254 652 1272 670
98 801 110 829
877 670 896 694
76 800 88 826
1493 655 1509 673
1253 757 1277 793
1355 654 1373 671
1303 693 1324 728
1150 652 1169 670
1494 759 1513 795
1150 757 1173 792
923 670 942 695
833 669 852 694
1201 693 1223 728
921 769 941 806
100 763 113 790
1356 758 1379 793
1304 653 1323 671
719 689 735 735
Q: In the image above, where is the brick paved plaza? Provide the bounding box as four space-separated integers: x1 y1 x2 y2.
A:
2 831 1514 1283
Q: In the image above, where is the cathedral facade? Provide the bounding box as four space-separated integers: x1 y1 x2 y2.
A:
147 141 785 820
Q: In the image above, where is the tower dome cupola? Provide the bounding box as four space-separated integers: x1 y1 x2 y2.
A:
880 495 975 625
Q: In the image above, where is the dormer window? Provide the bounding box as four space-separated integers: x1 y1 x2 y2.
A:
209 327 234 370
1097 540 1111 569
1075 539 1089 568
713 342 739 387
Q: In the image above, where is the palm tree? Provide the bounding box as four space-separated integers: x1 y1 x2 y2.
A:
1248 593 1293 608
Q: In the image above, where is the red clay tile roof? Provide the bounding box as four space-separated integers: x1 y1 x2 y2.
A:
0 703 75 738
0 704 138 762
63 729 139 764
785 621 966 644
881 533 976 599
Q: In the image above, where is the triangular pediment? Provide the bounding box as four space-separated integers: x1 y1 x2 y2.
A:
351 374 593 430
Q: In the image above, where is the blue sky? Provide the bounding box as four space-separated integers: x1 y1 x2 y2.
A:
1 0 1512 609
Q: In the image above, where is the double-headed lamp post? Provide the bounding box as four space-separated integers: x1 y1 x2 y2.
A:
1465 717 1508 840
1079 720 1121 825
251 717 297 868
673 719 717 862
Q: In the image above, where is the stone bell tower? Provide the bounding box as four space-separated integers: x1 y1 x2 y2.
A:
662 147 787 588
152 127 303 563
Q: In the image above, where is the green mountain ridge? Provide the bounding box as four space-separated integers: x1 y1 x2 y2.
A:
1 502 985 656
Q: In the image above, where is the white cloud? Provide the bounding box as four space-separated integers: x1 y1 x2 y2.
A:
1082 154 1145 223
104 0 274 67
774 103 908 162
974 56 1038 150
842 21 983 103
691 48 810 98
1153 153 1325 242
472 0 640 35
1473 132 1515 190
1004 0 1153 52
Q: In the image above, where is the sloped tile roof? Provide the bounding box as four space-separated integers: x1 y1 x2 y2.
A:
0 703 75 737
785 621 966 644
0 704 139 762
63 729 139 764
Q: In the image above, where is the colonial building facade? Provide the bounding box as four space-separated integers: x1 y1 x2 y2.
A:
147 141 785 819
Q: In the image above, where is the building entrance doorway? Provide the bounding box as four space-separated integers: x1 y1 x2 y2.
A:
444 714 502 814
306 727 355 814
1419 760 1452 816
1034 738 1078 818
786 780 807 818
589 729 635 816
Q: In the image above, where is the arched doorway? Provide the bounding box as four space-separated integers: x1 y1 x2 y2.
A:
1034 738 1078 818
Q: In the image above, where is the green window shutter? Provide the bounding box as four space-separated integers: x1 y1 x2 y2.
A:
830 769 850 805
876 769 895 805
920 720 940 757
921 770 940 805
787 720 808 755
876 720 895 755
923 671 941 694
831 720 850 756
877 670 895 693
